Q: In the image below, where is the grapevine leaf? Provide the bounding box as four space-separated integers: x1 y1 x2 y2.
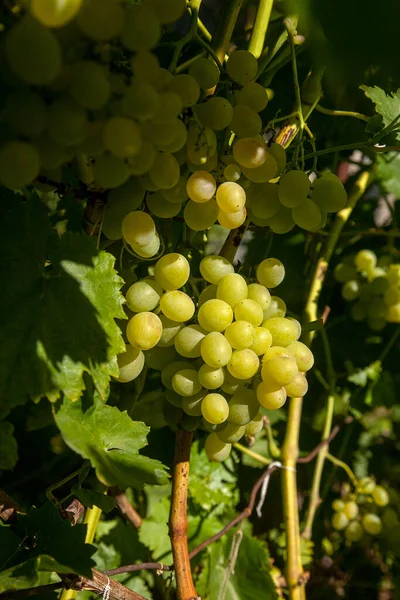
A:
54 393 169 489
361 85 400 140
0 193 125 413
131 390 168 429
0 421 18 470
347 360 382 387
376 152 400 197
71 487 116 513
0 559 39 593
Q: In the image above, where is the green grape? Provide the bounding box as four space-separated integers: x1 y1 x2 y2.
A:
199 284 218 305
262 346 292 363
285 341 314 372
221 371 248 395
262 317 300 347
77 0 123 40
145 345 178 370
247 283 271 311
146 0 186 22
358 476 376 495
367 315 386 331
345 521 364 542
200 255 234 285
103 116 141 158
362 513 382 535
267 206 295 234
278 170 310 208
218 207 247 229
267 143 286 175
292 199 323 232
233 138 266 169
115 344 145 383
172 369 202 396
224 164 242 182
263 296 286 319
344 501 359 520
186 122 217 165
131 50 160 83
181 391 205 416
102 179 145 239
312 175 347 212
201 332 232 367
230 104 262 138
198 365 225 390
234 299 264 327
262 355 298 387
163 400 183 428
4 90 47 137
120 3 160 50
247 182 281 219
387 264 400 286
382 508 400 528
80 121 105 158
241 154 277 183
355 249 377 272
332 499 345 512
285 373 308 398
331 511 349 531
152 67 174 92
130 233 160 258
257 383 287 410
48 97 87 147
217 273 248 307
159 120 188 153
228 389 259 425
169 74 200 107
184 198 219 231
227 349 259 380
216 182 246 213
342 280 360 301
0 141 40 189
160 291 195 322
201 393 229 424
245 413 264 436
34 135 68 170
187 170 216 203
126 312 162 350
69 60 110 110
205 432 231 461
198 299 233 332
195 97 233 131
217 423 246 443
165 388 183 408
125 279 163 313
226 50 258 84
250 327 273 355
93 154 130 189
122 211 156 247
6 15 62 85
31 0 82 27
161 360 193 390
385 303 400 323
154 253 190 290
235 82 268 112
257 258 285 288
147 192 182 218
142 118 180 148
334 262 359 283
121 82 160 121
189 57 220 89
225 321 255 350
174 325 206 358
372 486 389 507
161 174 188 203
370 276 388 295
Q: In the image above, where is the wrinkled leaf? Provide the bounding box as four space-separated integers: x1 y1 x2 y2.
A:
72 487 116 513
361 86 400 140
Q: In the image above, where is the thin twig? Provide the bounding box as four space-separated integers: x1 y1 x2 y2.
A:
108 487 142 529
315 104 369 122
104 564 172 576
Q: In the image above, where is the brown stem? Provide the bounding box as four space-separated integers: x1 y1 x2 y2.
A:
168 429 198 600
64 569 146 600
108 487 142 528
105 563 172 576
219 221 248 262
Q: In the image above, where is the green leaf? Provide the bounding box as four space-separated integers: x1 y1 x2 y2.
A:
138 496 171 560
71 487 116 513
20 502 96 578
0 421 18 470
347 360 382 387
361 85 400 140
376 152 400 197
0 558 39 593
196 531 277 600
55 393 169 489
131 390 168 429
0 193 125 413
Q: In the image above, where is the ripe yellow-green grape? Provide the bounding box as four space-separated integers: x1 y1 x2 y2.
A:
249 327 273 355
217 273 248 307
256 383 287 410
245 413 264 436
372 486 389 507
161 360 193 390
186 170 216 202
235 82 268 112
200 255 234 285
145 345 177 370
160 290 195 322
312 174 347 212
234 299 264 327
122 211 156 247
345 521 364 542
198 365 225 389
224 321 255 350
261 355 298 386
201 393 229 424
154 252 190 290
278 169 310 208
240 154 277 183
126 312 162 350
103 116 142 158
226 50 258 85
262 317 300 347
195 97 234 131
227 349 259 379
224 163 242 182
125 279 163 313
115 344 145 382
216 182 246 213
189 57 220 89
343 501 359 520
78 0 124 42
130 233 160 258
174 325 206 358
217 422 246 443
157 315 182 347
201 332 233 367
247 283 271 311
262 345 292 363
205 433 231 461
218 207 247 229
285 373 308 398
228 389 259 425
286 341 314 372
257 258 285 288
362 513 382 535
184 198 219 231
31 0 82 27
233 137 266 169
172 368 202 396
221 371 248 395
169 74 200 107
198 299 233 332
332 512 349 531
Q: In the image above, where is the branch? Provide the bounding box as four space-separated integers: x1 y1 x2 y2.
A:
297 417 353 464
104 564 172 576
108 487 142 529
63 569 146 600
168 429 198 600
248 0 274 58
315 104 369 122
218 221 248 262
210 0 244 64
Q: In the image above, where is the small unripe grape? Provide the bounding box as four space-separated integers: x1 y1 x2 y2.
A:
160 291 195 322
344 501 359 520
332 499 345 512
342 280 360 301
331 512 349 531
358 476 376 494
362 513 382 535
355 250 377 273
345 521 364 542
126 312 162 350
202 393 229 424
201 332 232 367
372 485 389 507
257 258 285 288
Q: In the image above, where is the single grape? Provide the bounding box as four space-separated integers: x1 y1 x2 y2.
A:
201 332 233 367
93 154 130 189
122 211 156 247
355 250 377 272
189 57 220 89
245 413 264 436
267 206 295 234
198 365 225 389
278 170 310 208
227 349 260 379
126 312 162 350
154 253 190 290
250 327 273 355
218 207 247 229
0 141 40 189
230 104 262 138
130 233 160 258
160 291 195 322
257 258 285 288
334 263 359 283
262 346 293 363
200 255 234 285
332 499 345 512
362 513 382 535
147 193 182 218
186 122 217 165
201 393 229 424
233 137 266 169
234 299 264 327
216 182 246 213
217 273 248 307
174 325 206 358
103 116 141 158
199 284 218 305
225 321 255 350
372 486 389 507
228 389 259 425
342 280 360 301
345 521 364 542
262 317 300 347
78 0 124 41
198 299 233 332
195 97 233 131
161 360 192 390
285 373 308 398
149 152 180 189
184 199 219 231
235 82 268 112
286 341 314 371
267 143 287 175
165 389 183 408
224 164 242 182
125 279 163 312
182 391 205 416
131 50 160 83
292 199 323 232
247 182 281 219
205 432 231 461
187 170 216 202
241 154 277 183
257 383 287 410
172 369 202 396
312 175 347 212
386 303 400 323
115 344 145 383
120 4 160 50
161 174 188 203
217 422 246 443
146 0 186 23
31 0 82 27
169 74 200 107
221 371 249 395
226 50 258 84
121 81 160 121
262 355 298 386
145 345 178 370
331 512 349 531
247 283 272 311
69 60 110 110
344 501 359 520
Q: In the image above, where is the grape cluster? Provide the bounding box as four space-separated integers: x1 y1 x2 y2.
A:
331 477 389 542
115 252 314 461
335 249 400 330
1 1 346 238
